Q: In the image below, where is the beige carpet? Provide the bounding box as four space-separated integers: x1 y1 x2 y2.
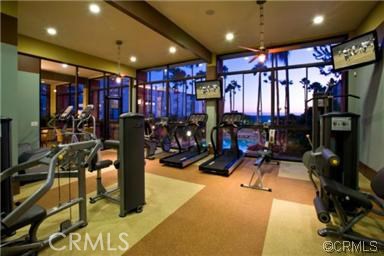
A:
18 173 204 256
262 199 384 256
278 161 310 181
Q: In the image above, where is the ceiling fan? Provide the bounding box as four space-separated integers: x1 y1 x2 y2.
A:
239 0 281 63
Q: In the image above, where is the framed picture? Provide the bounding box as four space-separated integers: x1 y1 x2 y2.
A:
331 31 379 72
195 80 223 100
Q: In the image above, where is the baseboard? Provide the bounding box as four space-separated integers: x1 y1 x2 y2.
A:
358 161 377 181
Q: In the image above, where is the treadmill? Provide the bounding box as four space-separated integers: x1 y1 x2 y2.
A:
159 113 209 168
199 112 244 176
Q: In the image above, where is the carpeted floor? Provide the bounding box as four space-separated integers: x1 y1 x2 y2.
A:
9 151 383 256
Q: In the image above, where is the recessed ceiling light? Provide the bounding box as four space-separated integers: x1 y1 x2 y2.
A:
46 27 57 36
313 15 324 25
130 56 137 62
89 3 100 14
225 32 234 41
169 46 177 54
62 63 68 68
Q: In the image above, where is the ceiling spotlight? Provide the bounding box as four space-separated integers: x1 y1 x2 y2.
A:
169 46 177 54
313 15 324 25
62 63 68 68
46 27 57 36
89 3 100 14
130 56 137 62
225 32 234 41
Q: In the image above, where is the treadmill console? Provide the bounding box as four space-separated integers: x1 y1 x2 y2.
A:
79 105 94 120
188 113 208 125
59 106 74 120
221 113 243 126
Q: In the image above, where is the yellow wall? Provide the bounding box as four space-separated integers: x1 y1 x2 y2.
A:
18 35 136 77
0 1 17 17
50 84 56 115
353 2 384 35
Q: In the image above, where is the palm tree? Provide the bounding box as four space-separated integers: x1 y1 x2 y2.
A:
168 67 187 117
300 77 311 113
252 63 267 123
279 79 293 123
276 52 290 124
225 80 241 112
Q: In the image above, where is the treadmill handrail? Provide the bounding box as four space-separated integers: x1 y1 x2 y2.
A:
211 126 219 157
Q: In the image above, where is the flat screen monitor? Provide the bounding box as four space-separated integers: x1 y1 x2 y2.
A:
331 31 379 72
195 80 223 100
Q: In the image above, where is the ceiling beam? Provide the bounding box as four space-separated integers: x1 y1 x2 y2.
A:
105 0 212 63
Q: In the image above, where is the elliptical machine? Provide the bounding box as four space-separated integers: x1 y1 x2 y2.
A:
144 116 171 160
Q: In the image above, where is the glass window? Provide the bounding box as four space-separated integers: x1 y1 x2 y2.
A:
223 74 243 113
138 61 207 119
40 83 50 126
122 87 129 113
151 82 166 117
147 68 165 82
222 54 273 73
193 63 207 77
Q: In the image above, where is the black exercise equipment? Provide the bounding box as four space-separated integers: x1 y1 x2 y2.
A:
88 113 145 217
304 147 384 248
307 92 360 150
241 124 279 192
321 112 359 190
1 118 13 217
199 112 244 176
144 116 171 160
160 113 208 168
1 140 101 256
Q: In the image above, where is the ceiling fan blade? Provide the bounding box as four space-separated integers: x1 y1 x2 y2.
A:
239 45 261 53
267 47 292 54
248 55 259 63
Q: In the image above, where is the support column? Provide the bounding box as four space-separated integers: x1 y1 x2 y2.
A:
205 54 218 148
1 2 18 164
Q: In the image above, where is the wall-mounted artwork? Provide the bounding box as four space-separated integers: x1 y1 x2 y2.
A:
331 31 379 72
195 80 223 100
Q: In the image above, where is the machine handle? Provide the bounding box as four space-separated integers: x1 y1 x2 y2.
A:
322 148 340 167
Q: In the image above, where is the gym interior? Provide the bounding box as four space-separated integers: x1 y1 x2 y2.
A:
1 1 383 255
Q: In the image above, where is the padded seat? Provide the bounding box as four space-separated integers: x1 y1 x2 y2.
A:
320 176 372 210
94 160 113 170
1 205 46 236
